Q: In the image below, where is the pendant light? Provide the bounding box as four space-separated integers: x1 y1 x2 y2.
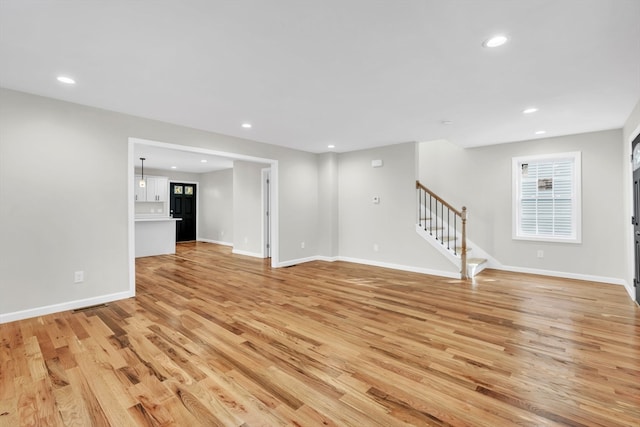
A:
139 157 146 188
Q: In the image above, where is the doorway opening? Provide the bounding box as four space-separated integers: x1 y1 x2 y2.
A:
633 132 640 305
262 168 271 258
128 137 280 295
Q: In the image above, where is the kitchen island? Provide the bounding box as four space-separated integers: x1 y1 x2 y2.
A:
135 217 182 258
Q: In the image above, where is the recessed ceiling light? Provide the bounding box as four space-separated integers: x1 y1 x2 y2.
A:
483 35 508 48
535 130 546 135
241 123 252 129
201 159 208 163
171 166 177 169
328 144 335 149
523 107 538 114
57 76 76 84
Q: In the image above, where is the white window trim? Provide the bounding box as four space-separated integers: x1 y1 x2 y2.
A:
512 151 582 244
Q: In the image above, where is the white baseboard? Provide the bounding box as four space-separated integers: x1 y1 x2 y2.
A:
276 255 460 279
338 256 460 279
276 255 628 287
497 264 628 287
276 255 338 267
0 290 134 324
197 238 233 246
232 248 265 258
623 282 635 300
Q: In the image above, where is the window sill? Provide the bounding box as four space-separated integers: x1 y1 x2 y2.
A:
513 234 581 244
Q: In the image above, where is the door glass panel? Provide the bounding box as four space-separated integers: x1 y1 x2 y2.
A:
174 185 183 194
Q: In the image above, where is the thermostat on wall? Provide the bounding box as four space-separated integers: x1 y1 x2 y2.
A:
371 159 383 168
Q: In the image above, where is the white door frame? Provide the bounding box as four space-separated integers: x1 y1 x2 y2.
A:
261 168 271 258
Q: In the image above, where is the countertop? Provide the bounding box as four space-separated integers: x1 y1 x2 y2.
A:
135 217 182 222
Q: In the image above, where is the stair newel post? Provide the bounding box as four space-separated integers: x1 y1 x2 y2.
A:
461 206 468 280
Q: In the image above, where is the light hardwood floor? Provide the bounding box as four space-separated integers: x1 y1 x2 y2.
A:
1 242 638 426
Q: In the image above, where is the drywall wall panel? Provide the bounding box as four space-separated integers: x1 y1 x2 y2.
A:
233 161 266 255
317 152 339 257
338 142 457 273
199 169 234 244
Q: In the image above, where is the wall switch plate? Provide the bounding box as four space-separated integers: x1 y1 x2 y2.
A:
537 250 544 258
301 241 305 249
74 271 84 283
373 244 379 252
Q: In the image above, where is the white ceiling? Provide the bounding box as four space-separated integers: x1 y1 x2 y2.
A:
1 0 639 153
134 144 234 174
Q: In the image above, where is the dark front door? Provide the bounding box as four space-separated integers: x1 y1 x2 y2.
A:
170 182 196 242
634 134 640 305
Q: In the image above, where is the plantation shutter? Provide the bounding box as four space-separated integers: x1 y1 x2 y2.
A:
515 153 580 242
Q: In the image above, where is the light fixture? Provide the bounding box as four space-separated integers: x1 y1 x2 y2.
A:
483 35 508 48
523 107 538 114
535 130 546 135
171 166 177 169
201 159 208 163
57 76 76 85
242 123 252 128
139 158 146 187
328 144 335 149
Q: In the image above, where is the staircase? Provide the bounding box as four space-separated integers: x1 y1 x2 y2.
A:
416 181 487 279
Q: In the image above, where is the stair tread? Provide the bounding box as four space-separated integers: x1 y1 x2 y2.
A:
467 258 487 265
419 226 446 232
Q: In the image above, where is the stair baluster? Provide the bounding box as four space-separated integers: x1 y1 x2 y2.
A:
416 181 468 279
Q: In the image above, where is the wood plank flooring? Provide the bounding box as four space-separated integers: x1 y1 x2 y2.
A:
1 241 639 426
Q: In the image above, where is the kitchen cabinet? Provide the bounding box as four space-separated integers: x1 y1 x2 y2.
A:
148 176 168 202
135 176 168 202
134 177 146 202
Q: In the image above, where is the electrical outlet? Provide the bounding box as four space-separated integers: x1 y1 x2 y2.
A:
301 241 305 249
373 244 379 252
74 271 84 283
537 250 544 258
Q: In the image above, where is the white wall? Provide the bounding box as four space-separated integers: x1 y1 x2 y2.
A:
419 129 626 283
280 153 320 261
199 169 233 245
0 88 319 322
317 152 339 258
622 98 640 299
232 161 267 256
338 142 457 275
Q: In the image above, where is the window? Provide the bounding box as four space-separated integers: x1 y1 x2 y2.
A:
512 152 581 243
